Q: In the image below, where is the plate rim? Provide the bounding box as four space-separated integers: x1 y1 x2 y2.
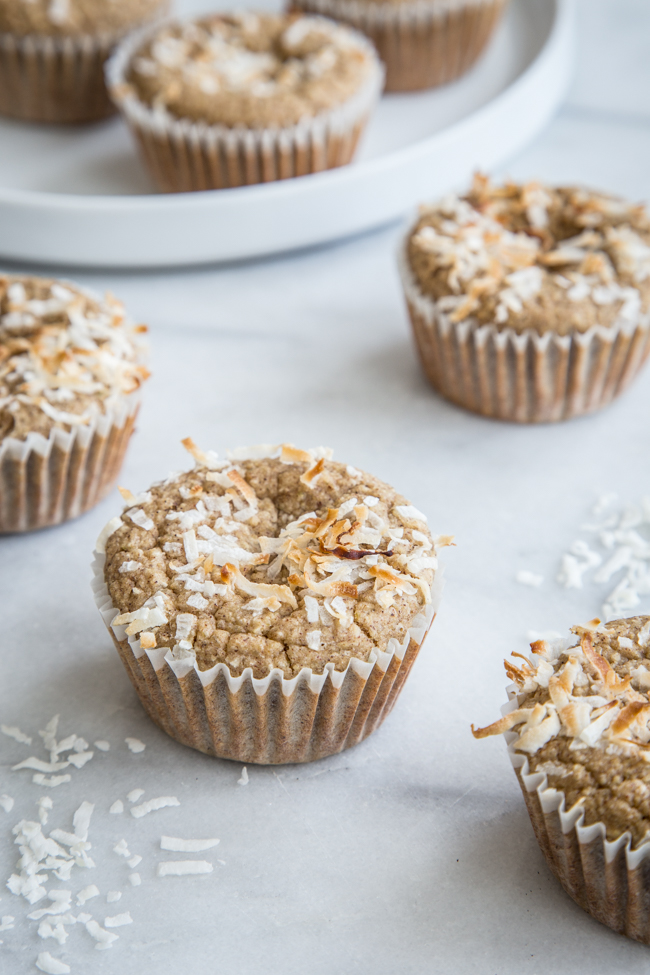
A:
0 0 574 265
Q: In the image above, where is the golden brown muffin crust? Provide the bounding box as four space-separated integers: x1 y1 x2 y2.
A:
0 275 148 443
474 616 650 847
407 174 650 336
102 443 442 679
122 13 377 128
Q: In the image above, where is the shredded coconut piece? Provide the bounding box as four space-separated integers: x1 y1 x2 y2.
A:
85 918 119 949
104 912 132 927
130 797 180 819
161 837 220 852
157 861 213 876
128 873 141 887
106 891 121 903
35 953 70 974
76 885 99 906
0 794 15 813
93 741 110 752
238 767 249 786
32 774 71 789
125 738 146 754
109 801 124 815
2 724 32 745
127 789 145 803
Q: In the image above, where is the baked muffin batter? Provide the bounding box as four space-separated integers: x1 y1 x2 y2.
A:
474 616 650 846
123 13 379 128
0 275 148 443
102 442 444 679
408 174 650 335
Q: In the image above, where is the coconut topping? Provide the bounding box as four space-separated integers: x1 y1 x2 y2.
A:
0 276 148 443
473 616 650 846
408 174 650 336
102 441 448 679
123 13 378 129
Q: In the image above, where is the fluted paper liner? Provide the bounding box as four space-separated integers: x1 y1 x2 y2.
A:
0 396 139 533
92 554 440 764
106 23 384 192
290 0 506 91
0 30 122 123
399 241 650 423
502 688 650 944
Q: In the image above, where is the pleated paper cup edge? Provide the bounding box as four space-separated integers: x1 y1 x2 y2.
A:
105 16 384 178
91 548 438 698
397 231 650 422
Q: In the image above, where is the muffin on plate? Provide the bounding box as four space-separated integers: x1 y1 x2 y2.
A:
473 616 650 944
0 0 167 123
0 275 148 533
399 174 650 423
92 440 448 764
106 12 384 192
289 0 507 92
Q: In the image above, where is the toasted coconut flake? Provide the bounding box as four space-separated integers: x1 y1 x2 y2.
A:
471 707 537 739
300 457 325 488
226 469 258 508
222 563 297 610
181 437 223 470
281 444 313 464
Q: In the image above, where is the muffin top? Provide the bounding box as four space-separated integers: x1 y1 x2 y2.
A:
473 616 650 847
119 12 380 128
0 0 165 37
407 174 650 336
100 442 447 680
0 275 148 443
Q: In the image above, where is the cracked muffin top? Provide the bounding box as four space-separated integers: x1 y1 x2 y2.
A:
406 174 650 336
99 441 449 679
473 616 650 848
0 275 148 444
0 0 166 37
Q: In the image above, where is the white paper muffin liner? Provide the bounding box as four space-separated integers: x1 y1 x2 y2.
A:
92 553 442 765
398 239 650 423
0 30 127 123
502 688 650 944
106 20 384 192
0 395 139 533
0 4 169 123
290 0 506 91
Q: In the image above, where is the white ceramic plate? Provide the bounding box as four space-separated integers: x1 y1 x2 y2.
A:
0 0 573 268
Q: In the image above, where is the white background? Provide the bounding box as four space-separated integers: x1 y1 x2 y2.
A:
2 1 650 972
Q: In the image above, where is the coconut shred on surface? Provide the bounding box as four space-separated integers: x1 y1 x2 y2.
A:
407 173 650 335
551 493 650 621
101 441 449 679
0 276 148 443
1 709 227 968
473 617 650 846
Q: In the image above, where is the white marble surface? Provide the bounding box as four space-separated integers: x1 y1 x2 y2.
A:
3 1 650 972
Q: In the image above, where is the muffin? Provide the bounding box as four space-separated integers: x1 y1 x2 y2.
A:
290 0 507 92
92 440 447 764
473 616 650 944
400 174 650 423
0 0 167 123
106 12 384 192
0 275 148 533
